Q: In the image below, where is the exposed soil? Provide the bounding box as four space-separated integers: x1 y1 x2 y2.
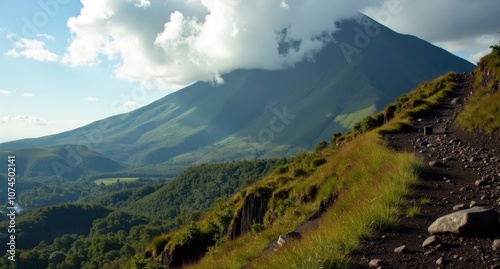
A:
350 72 500 268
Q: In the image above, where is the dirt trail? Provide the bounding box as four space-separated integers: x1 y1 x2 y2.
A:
351 72 500 268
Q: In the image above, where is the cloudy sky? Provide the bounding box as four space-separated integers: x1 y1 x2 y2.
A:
0 0 499 143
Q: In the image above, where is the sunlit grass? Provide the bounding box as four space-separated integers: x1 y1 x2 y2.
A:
457 53 500 134
93 177 139 185
245 133 421 269
180 132 421 269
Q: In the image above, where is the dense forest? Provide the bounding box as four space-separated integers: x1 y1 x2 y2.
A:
0 158 286 269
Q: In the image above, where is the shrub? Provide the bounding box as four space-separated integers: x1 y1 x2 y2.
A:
313 141 328 152
292 168 307 177
353 116 378 133
312 158 327 167
250 223 265 234
277 165 289 174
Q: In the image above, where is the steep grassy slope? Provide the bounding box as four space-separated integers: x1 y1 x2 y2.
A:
138 69 461 269
0 15 474 171
457 50 500 133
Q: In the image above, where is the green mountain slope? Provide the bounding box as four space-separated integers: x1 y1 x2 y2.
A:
0 15 475 172
0 146 125 181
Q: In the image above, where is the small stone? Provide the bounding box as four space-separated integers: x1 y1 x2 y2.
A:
493 239 500 251
422 235 441 248
429 160 444 167
435 244 446 251
453 204 468 211
394 245 409 254
476 179 488 186
436 257 446 265
424 250 434 256
368 259 386 268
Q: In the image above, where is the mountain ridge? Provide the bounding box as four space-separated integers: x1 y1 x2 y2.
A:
0 15 475 179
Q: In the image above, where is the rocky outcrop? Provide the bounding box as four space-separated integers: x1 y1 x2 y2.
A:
159 232 214 269
277 231 301 247
227 191 269 240
428 206 499 235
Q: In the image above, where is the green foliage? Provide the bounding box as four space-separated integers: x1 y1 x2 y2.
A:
126 159 286 220
353 116 378 133
180 223 203 248
491 34 500 58
18 177 163 208
291 168 307 177
90 211 150 237
313 141 328 152
458 50 500 134
406 204 420 218
250 223 265 234
208 201 234 245
0 203 112 251
129 256 166 269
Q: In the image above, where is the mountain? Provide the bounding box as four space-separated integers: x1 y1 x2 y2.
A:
0 15 475 175
0 146 125 181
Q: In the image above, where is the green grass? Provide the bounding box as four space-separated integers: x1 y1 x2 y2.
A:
243 133 421 269
405 202 421 218
93 177 139 185
419 197 431 205
457 52 500 134
176 132 421 269
140 47 473 269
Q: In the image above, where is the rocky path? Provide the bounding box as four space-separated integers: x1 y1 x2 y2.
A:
351 72 500 268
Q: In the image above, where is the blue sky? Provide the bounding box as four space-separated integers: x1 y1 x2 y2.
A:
1 0 499 143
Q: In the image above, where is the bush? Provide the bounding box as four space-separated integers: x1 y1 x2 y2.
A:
353 116 378 133
312 158 327 167
277 165 289 174
250 223 265 234
292 168 307 177
314 141 328 152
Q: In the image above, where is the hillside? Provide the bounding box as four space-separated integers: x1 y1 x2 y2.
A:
350 49 500 268
0 49 496 269
0 146 125 181
132 50 500 269
0 15 474 175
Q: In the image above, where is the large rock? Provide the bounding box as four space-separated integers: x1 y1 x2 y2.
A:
227 192 269 240
277 231 301 247
428 206 499 235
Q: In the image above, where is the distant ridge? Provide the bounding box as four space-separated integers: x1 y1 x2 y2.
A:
0 14 475 179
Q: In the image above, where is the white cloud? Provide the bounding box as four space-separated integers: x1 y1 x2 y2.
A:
0 115 48 126
6 38 58 62
0 89 10 95
60 0 499 91
23 93 34 97
84 97 99 102
62 0 371 89
135 0 151 8
122 100 140 111
37 33 56 41
280 0 289 10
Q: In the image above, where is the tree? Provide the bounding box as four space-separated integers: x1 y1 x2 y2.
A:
491 32 500 57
